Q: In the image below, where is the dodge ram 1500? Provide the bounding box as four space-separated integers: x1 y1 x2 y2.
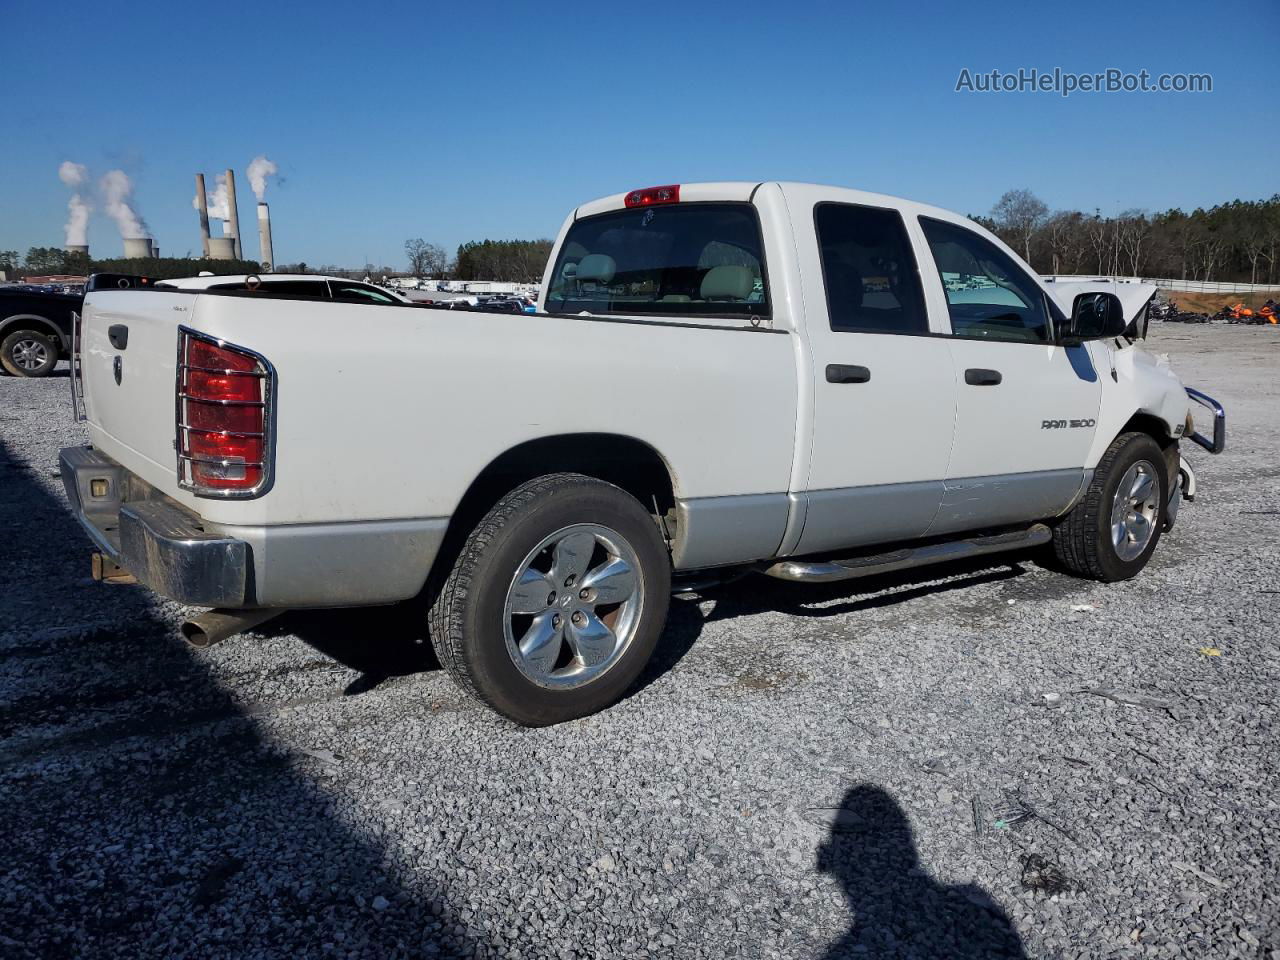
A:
61 182 1225 725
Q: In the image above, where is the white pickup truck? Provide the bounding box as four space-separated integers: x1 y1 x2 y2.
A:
62 182 1225 725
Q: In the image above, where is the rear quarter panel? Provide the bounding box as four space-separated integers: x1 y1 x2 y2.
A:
184 295 799 528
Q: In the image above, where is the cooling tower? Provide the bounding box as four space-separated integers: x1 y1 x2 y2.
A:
208 236 236 260
123 237 154 259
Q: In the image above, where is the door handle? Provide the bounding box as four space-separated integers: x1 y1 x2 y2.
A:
108 324 129 350
964 368 1001 386
826 363 871 384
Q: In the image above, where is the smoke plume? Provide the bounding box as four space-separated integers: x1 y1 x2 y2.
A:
247 155 278 201
100 169 149 239
59 162 92 246
193 173 231 224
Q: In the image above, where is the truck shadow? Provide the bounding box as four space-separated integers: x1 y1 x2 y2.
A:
814 783 1027 959
0 436 479 957
634 557 1032 694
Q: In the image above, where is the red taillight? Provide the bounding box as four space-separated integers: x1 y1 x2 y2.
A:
177 329 272 496
624 184 680 208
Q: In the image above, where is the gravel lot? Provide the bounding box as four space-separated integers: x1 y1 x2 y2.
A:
1 325 1277 959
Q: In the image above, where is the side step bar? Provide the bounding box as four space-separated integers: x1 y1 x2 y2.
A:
763 523 1052 584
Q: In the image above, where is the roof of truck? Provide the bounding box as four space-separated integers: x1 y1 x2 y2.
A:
573 181 981 226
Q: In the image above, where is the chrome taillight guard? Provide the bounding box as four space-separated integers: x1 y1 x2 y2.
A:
69 310 86 421
175 325 277 499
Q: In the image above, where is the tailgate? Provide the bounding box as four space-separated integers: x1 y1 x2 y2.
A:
80 289 192 498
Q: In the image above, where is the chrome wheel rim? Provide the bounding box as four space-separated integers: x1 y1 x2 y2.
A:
503 523 644 689
12 338 48 370
1111 461 1160 562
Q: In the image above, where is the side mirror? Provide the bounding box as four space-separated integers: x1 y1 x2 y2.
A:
1065 292 1128 343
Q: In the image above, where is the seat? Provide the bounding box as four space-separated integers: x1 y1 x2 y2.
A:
700 265 753 302
575 254 616 286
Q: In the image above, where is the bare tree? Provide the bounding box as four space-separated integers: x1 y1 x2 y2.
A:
405 239 449 278
991 189 1049 264
1116 210 1152 277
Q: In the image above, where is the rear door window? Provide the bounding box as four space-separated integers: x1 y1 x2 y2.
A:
545 203 768 318
815 203 927 334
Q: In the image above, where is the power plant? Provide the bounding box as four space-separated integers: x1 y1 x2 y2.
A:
194 166 275 267
52 159 280 266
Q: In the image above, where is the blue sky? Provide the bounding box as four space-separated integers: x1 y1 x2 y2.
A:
3 0 1276 268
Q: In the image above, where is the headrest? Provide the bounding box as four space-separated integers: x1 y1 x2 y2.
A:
575 254 616 285
700 265 753 301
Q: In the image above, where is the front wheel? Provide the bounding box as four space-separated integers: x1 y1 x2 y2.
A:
1052 432 1168 581
429 473 671 726
1 329 59 377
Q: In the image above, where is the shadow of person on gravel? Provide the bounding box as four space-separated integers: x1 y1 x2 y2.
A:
0 434 482 958
817 784 1026 959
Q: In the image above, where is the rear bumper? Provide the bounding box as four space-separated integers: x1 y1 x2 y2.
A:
60 445 251 607
59 445 449 609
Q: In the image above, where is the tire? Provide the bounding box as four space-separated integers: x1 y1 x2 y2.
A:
1 329 59 378
1052 432 1168 582
429 473 671 726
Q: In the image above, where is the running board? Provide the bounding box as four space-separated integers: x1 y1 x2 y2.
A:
763 524 1052 583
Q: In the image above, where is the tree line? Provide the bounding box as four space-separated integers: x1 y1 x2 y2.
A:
2 247 261 280
978 190 1280 285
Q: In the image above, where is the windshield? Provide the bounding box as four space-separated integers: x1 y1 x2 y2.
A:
545 203 769 318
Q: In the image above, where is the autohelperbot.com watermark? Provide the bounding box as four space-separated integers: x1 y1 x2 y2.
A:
955 67 1212 97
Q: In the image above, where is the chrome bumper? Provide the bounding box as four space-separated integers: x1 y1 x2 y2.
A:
59 446 251 607
1186 388 1226 454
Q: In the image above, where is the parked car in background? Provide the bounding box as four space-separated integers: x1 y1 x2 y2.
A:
476 297 525 314
156 274 412 305
0 286 80 377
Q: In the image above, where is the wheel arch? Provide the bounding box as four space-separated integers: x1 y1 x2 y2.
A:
429 433 679 586
0 314 66 354
1111 411 1181 490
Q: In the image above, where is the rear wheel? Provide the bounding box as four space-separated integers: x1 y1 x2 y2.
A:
429 473 671 726
1052 432 1167 581
1 330 59 377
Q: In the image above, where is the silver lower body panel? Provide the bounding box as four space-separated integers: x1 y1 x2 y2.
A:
60 445 446 609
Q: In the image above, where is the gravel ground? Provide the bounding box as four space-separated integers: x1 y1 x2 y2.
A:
1 325 1277 959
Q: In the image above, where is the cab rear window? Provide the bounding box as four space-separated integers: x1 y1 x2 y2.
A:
545 203 769 318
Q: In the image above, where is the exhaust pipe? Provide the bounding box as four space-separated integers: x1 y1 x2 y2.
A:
181 608 285 647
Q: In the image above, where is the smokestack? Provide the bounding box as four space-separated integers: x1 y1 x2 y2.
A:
208 237 235 260
123 238 154 259
257 203 274 272
224 168 242 259
195 173 212 257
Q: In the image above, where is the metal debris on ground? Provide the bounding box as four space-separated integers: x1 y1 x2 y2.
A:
974 791 1081 844
1171 860 1228 889
1020 853 1074 895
